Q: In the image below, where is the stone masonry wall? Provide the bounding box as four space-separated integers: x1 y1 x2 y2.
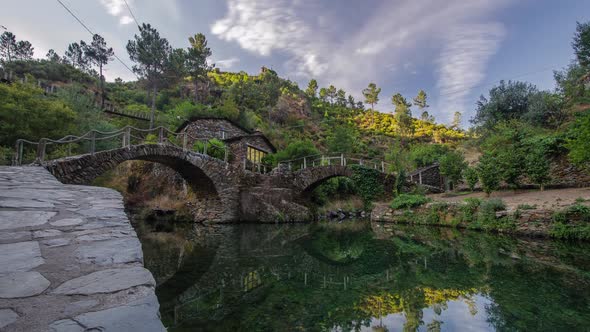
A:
182 119 249 143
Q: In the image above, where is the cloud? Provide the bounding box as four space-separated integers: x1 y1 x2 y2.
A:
215 57 240 69
100 0 135 25
212 0 512 116
436 23 505 123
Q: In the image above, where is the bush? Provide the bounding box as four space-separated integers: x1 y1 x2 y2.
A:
439 150 467 189
350 165 385 209
144 134 158 144
390 194 430 209
476 153 501 196
464 167 478 191
552 204 590 223
193 138 226 160
0 146 13 165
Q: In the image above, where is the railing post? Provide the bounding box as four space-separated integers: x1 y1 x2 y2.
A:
90 131 96 155
126 127 131 148
37 139 46 163
158 127 164 144
203 141 208 155
303 157 307 169
224 147 228 163
360 159 363 166
13 141 21 166
288 162 292 171
381 161 385 173
341 154 344 166
183 133 187 150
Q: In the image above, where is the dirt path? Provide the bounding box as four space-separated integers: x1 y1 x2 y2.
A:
429 187 590 210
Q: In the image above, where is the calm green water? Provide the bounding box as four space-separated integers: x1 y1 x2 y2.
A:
134 220 590 331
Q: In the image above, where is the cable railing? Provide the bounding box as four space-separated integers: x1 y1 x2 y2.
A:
12 126 237 168
277 153 394 174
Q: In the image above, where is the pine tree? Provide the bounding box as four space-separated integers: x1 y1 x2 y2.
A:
85 34 114 108
65 42 89 71
452 111 462 130
327 85 337 104
305 79 318 98
127 23 173 128
362 82 381 110
46 49 60 62
14 40 33 60
0 32 16 62
392 93 414 140
186 33 213 103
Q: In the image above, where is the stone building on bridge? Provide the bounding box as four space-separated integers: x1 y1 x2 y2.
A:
176 117 276 170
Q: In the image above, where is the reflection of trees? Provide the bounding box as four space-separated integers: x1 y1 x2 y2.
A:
137 221 590 331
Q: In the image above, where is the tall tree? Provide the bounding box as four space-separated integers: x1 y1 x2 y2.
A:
336 89 347 107
573 21 590 68
362 82 381 110
452 111 462 129
392 93 413 140
305 79 318 98
186 33 213 103
327 85 337 105
319 87 328 103
46 49 60 62
413 90 429 109
347 94 356 109
85 34 113 107
127 23 173 128
65 42 89 70
0 32 16 62
14 40 33 60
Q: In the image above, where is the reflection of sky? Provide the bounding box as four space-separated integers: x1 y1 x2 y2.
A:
356 294 494 332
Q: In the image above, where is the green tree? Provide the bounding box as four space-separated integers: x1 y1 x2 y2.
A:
0 82 76 146
274 140 319 162
85 34 114 107
65 42 89 71
452 111 462 130
127 23 173 128
439 150 467 189
413 90 429 109
363 82 381 110
347 95 356 109
526 146 551 191
336 89 347 107
14 40 34 60
327 85 337 104
319 87 328 103
566 110 590 166
186 33 213 103
0 31 16 62
46 49 60 62
476 153 501 197
327 126 356 153
573 21 590 68
464 166 479 192
306 79 318 98
392 93 413 140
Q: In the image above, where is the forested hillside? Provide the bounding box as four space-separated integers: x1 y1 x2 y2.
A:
1 20 590 202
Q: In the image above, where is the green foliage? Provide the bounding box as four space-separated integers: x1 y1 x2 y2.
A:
144 134 158 144
273 139 319 163
550 204 590 240
362 83 381 109
566 110 590 166
311 177 356 206
525 145 551 190
390 194 430 209
573 21 590 68
0 146 12 165
464 167 479 191
439 150 467 188
350 165 385 208
193 138 226 160
0 82 76 146
394 169 406 196
476 153 501 196
327 125 357 154
410 144 450 167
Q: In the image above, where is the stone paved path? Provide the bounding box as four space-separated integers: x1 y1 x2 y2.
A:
0 167 165 331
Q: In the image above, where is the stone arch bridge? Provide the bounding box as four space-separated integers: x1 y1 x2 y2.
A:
39 143 399 223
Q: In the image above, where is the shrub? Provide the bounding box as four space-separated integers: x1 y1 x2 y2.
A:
526 145 551 190
459 198 482 222
476 153 501 196
390 194 430 209
193 138 226 160
552 204 590 223
350 165 385 209
0 146 13 165
517 204 537 210
464 167 478 191
439 150 467 189
144 134 158 144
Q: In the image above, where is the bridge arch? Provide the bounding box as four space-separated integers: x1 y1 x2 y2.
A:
291 165 354 194
44 144 240 222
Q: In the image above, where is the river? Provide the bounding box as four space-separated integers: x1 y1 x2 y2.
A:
130 216 590 331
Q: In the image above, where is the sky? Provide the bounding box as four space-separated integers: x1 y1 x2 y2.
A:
2 0 590 126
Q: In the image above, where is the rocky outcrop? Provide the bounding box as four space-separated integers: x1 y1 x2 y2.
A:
0 166 165 332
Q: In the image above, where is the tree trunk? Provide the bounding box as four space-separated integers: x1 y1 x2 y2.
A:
150 85 157 129
99 63 104 108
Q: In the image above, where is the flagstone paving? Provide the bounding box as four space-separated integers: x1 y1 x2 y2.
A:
0 166 164 332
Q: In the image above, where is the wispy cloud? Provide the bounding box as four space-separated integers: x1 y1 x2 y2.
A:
436 23 505 123
215 57 240 70
99 0 133 25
